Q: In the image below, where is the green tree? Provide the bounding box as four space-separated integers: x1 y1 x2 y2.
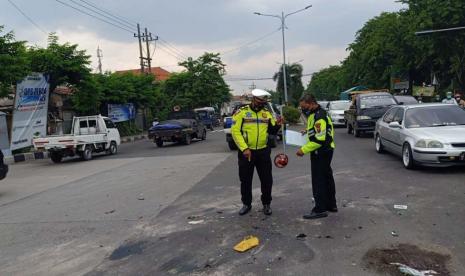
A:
27 33 91 93
306 65 348 100
162 52 231 110
0 26 30 97
273 63 304 106
399 0 465 92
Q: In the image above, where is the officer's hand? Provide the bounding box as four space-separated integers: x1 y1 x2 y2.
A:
296 149 305 157
243 149 252 160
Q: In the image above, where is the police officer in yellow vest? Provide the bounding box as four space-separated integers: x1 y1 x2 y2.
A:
231 89 281 216
296 93 337 219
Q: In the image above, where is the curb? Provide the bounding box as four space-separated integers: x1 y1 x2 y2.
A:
5 134 147 165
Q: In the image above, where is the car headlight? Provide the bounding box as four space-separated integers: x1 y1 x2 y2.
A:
357 116 371 120
415 139 444 148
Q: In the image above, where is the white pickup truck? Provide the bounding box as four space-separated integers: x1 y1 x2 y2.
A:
33 115 121 163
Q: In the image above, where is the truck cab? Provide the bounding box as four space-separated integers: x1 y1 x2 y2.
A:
33 115 121 163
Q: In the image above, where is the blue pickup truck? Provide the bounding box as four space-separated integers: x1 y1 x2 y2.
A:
224 102 282 150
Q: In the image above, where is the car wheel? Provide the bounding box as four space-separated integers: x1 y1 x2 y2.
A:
155 138 163 147
184 134 192 145
201 129 207 140
402 143 416 169
228 141 237 151
347 123 353 134
108 142 117 155
81 146 93 161
50 152 63 163
375 134 384 153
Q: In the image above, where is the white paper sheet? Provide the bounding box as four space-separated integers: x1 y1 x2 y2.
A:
285 130 308 147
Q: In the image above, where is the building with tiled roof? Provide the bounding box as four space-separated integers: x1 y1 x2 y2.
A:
115 67 171 81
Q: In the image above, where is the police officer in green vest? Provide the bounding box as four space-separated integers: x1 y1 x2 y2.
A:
296 93 337 219
231 89 281 216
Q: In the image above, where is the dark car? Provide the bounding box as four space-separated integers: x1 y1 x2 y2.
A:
0 150 8 180
345 92 398 137
148 111 207 147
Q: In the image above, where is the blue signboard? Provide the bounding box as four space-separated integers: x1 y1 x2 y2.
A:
108 103 136 122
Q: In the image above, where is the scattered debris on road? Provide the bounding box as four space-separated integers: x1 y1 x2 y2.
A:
188 220 204 225
104 209 115 214
394 205 408 210
234 236 259 252
296 233 307 240
390 263 438 276
137 194 145 200
391 231 399 237
363 244 450 276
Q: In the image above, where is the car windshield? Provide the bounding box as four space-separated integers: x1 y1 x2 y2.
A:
196 111 209 119
330 101 351 110
405 106 465 128
360 95 397 109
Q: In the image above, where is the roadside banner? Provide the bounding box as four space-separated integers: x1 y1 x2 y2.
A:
108 103 136 122
412 86 435 97
10 73 50 151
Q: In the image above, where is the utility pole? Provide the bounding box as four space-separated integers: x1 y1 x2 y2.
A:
142 28 157 74
96 46 103 74
249 82 256 90
134 23 145 74
254 5 312 105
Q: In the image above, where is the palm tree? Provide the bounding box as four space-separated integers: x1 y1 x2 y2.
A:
273 63 304 106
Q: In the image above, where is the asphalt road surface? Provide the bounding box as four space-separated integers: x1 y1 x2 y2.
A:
1 128 464 275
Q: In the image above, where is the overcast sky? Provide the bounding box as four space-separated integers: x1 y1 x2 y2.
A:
1 0 404 95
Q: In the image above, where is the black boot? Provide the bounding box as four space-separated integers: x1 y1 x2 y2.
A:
328 206 338 213
263 204 272 216
303 211 328 220
239 205 252 216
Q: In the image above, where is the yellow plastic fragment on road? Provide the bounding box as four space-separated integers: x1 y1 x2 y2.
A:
234 236 259 252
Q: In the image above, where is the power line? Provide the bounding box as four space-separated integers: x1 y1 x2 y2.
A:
158 37 189 59
68 0 135 30
78 0 137 27
7 0 48 35
221 28 281 55
225 73 313 82
55 0 134 33
155 41 186 61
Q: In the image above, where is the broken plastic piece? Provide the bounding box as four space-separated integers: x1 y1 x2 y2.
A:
390 263 438 276
394 205 408 210
234 236 259 252
391 231 399 237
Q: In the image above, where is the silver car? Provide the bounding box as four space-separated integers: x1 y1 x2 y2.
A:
374 103 465 169
328 100 351 126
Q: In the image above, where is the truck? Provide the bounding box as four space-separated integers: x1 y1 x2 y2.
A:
148 110 207 147
194 107 216 130
344 91 398 137
33 115 121 163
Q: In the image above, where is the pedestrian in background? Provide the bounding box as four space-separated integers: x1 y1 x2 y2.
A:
442 92 458 105
231 89 281 216
455 93 465 108
296 93 337 219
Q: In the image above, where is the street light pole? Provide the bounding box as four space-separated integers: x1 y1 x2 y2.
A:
254 5 312 105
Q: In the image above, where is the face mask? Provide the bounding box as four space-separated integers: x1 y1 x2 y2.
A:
302 108 312 117
253 102 266 111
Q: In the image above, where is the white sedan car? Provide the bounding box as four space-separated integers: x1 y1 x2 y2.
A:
374 103 465 169
328 100 351 126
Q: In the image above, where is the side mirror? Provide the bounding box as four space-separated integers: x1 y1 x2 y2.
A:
389 121 402 129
